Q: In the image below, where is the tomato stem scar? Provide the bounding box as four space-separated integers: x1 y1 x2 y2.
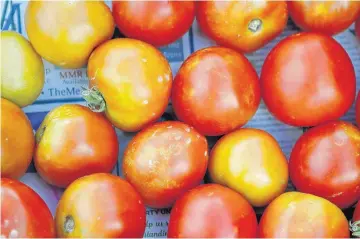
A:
64 215 75 234
248 19 262 32
349 220 360 237
81 86 106 113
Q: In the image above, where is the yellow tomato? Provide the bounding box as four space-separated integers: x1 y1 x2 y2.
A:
1 31 44 107
209 128 288 207
1 98 35 179
25 0 114 69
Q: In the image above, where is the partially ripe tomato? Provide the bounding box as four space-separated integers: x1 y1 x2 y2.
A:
261 32 356 127
356 91 360 126
1 178 55 238
168 184 258 238
34 104 119 188
112 1 195 47
288 1 360 36
123 121 208 208
197 0 288 53
1 98 34 179
209 128 288 207
87 38 172 132
259 192 349 238
55 173 146 238
25 0 114 68
172 47 260 136
289 121 360 209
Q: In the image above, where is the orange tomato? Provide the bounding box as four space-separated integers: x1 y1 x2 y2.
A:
288 1 360 35
209 128 288 207
196 0 288 53
87 38 172 132
55 173 146 238
123 121 208 208
259 192 349 238
172 47 260 136
1 178 55 238
25 0 114 68
1 98 34 179
112 1 195 46
34 104 119 188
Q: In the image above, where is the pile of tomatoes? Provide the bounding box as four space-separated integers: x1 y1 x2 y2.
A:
2 1 360 238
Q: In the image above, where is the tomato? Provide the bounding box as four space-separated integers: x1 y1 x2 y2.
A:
87 38 172 132
168 184 257 238
259 191 349 238
197 0 288 53
289 121 360 209
1 31 44 107
288 1 360 36
351 202 360 237
172 47 260 136
123 121 208 208
112 1 195 47
34 104 119 188
1 98 34 179
55 173 146 238
1 178 55 238
25 0 114 69
356 91 360 127
209 128 288 207
261 32 356 127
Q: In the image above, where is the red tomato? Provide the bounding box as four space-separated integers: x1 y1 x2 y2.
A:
288 1 360 36
112 1 195 47
1 178 55 238
123 121 208 208
87 38 172 132
289 121 360 209
167 184 258 238
196 0 288 53
259 192 349 238
356 91 360 126
34 104 119 188
261 32 356 127
55 173 146 238
172 47 260 136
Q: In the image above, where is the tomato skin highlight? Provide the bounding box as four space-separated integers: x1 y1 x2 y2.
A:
258 192 349 238
123 121 208 208
196 0 288 53
1 98 35 179
87 38 172 132
261 32 356 127
167 184 258 238
172 46 261 136
288 1 360 36
1 178 55 238
55 173 146 238
112 1 195 47
209 128 288 207
34 104 119 188
25 0 114 68
289 121 360 209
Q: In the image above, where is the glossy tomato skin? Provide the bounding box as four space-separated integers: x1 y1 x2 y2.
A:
113 1 195 47
1 178 55 238
25 0 114 68
172 47 260 136
55 173 146 238
288 1 360 36
87 38 172 132
197 0 288 53
123 121 208 208
209 128 288 207
289 121 360 209
259 192 349 238
356 91 360 126
261 32 356 127
34 104 119 188
1 98 34 179
168 184 257 238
